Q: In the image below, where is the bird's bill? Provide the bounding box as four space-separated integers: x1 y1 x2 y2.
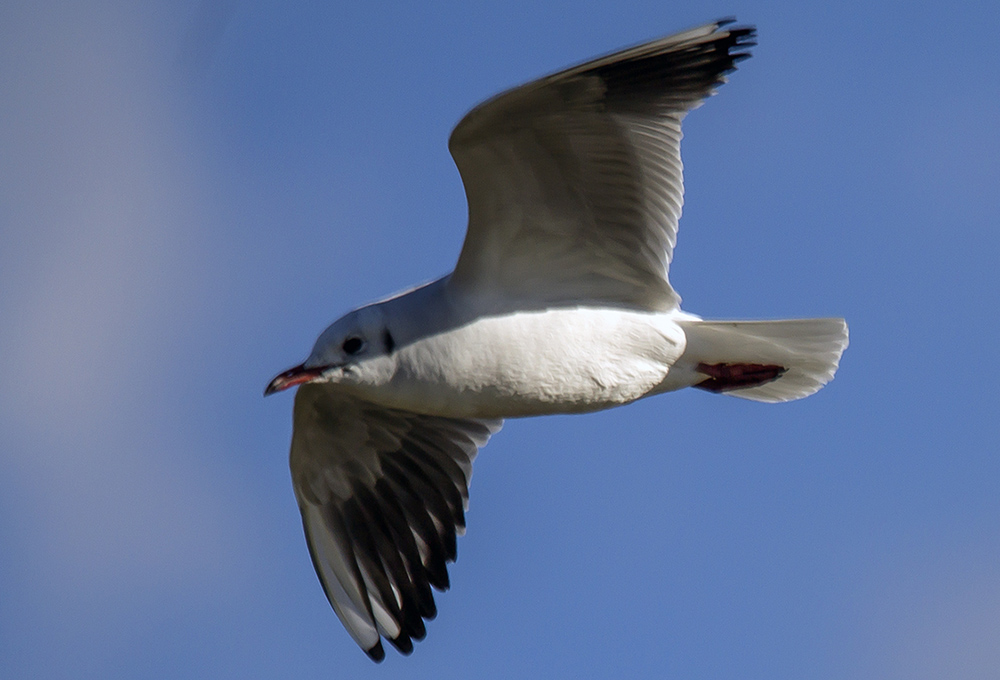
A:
264 363 325 396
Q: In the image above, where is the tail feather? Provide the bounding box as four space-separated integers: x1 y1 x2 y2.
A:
675 318 848 403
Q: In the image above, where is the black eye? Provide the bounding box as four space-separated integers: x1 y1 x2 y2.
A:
342 337 364 355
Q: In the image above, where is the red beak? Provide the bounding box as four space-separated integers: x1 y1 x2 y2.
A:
264 363 325 396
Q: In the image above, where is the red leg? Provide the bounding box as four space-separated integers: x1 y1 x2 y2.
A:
694 362 787 393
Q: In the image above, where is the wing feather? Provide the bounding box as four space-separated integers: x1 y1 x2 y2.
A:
290 385 502 660
448 19 755 310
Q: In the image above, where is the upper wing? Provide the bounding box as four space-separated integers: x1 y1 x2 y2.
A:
448 19 755 311
289 384 502 661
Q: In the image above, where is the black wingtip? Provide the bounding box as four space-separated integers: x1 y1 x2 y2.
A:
365 640 386 663
716 17 756 37
715 17 756 39
426 561 450 591
421 597 438 621
389 634 415 655
410 616 428 641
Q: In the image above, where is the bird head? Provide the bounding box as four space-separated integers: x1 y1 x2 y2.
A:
265 305 396 396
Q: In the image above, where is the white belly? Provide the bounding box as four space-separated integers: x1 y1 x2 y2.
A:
384 307 686 418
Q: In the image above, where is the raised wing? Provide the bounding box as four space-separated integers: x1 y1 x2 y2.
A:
290 384 502 661
448 19 755 311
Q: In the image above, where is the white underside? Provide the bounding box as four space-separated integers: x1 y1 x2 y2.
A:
371 307 689 419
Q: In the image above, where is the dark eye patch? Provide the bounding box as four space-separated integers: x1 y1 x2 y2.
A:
342 337 364 355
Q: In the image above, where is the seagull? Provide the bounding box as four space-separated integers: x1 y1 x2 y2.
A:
266 18 848 661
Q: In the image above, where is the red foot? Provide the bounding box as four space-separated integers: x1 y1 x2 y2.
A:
694 362 787 393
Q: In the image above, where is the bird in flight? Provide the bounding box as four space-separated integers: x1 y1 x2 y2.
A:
266 18 848 661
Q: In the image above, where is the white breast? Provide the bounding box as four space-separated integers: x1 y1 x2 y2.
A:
384 307 686 418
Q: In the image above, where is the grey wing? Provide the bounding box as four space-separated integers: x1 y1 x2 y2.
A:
290 385 502 661
448 19 755 311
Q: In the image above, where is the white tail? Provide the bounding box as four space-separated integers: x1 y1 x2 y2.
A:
674 318 849 403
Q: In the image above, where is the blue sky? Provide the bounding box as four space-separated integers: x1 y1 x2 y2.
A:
1 1 999 678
